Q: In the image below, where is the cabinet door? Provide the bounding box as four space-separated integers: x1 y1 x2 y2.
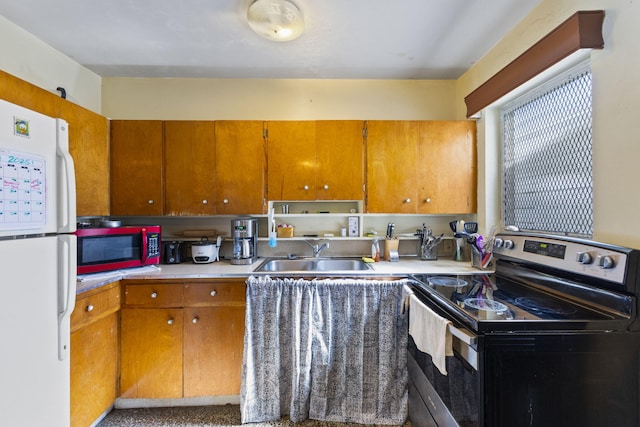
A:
70 313 118 427
417 121 477 214
365 121 419 213
215 121 266 214
267 121 317 200
110 121 164 215
120 308 183 399
316 120 364 200
0 70 110 216
62 104 110 216
164 121 216 215
183 306 246 397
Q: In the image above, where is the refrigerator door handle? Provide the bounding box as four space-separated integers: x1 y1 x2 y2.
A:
57 234 77 361
56 119 76 233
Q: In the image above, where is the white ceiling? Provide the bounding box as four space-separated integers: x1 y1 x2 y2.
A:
0 0 540 80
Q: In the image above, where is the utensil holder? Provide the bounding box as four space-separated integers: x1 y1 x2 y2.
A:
471 245 493 270
418 241 438 260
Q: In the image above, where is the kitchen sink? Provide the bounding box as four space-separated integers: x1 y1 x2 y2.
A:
254 257 373 272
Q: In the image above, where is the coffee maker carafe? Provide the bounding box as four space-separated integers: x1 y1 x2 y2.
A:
231 217 258 265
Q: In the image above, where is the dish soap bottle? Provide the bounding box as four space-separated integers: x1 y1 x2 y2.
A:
371 233 380 262
269 208 277 247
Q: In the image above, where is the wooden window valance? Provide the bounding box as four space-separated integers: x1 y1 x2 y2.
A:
464 10 604 118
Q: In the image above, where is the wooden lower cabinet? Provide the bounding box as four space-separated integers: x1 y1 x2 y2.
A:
183 306 246 397
119 279 246 400
70 282 120 427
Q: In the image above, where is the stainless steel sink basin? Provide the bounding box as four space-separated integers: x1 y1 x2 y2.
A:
254 257 373 272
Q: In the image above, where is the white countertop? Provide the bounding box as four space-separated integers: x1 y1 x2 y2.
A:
76 257 487 294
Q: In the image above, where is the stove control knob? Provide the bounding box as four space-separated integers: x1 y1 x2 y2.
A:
494 238 504 248
596 255 615 269
576 251 593 265
503 239 515 250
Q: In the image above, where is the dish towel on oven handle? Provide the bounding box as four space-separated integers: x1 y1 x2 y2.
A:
407 290 453 375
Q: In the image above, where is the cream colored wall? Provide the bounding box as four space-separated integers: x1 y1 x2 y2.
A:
458 0 640 248
101 78 457 120
0 15 102 113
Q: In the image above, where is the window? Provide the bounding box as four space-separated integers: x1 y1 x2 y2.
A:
501 60 593 237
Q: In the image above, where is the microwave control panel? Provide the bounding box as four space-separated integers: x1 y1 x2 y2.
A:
147 231 161 258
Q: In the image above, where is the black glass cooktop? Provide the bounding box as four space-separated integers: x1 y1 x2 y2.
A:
410 273 625 332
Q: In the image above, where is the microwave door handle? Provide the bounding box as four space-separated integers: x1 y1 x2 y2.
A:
141 228 148 260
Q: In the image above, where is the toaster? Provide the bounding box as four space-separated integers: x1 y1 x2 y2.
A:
162 241 186 264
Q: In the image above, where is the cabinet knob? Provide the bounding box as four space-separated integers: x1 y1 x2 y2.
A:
404 198 411 203
303 185 309 191
192 316 199 324
424 198 431 203
202 199 208 204
167 318 174 325
223 199 229 204
150 292 158 299
210 290 217 297
148 199 154 205
323 184 329 190
85 304 94 312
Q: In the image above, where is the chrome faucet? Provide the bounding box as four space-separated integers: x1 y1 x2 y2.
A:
304 240 330 257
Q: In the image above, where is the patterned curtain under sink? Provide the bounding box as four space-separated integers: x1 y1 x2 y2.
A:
241 276 409 425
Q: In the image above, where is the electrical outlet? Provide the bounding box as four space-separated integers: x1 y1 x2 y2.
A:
442 239 454 254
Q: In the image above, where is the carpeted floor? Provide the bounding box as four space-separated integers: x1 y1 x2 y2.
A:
96 404 412 427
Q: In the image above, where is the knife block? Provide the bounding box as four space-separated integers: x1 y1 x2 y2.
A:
384 238 399 261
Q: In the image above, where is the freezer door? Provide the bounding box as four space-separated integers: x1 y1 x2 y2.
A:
0 235 76 427
0 99 76 237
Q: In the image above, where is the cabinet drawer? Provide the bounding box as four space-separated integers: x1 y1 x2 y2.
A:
124 283 183 307
184 281 246 307
71 283 120 332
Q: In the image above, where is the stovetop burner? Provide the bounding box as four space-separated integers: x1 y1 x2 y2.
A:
514 296 578 315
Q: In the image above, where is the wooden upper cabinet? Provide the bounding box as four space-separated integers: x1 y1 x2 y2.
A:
366 121 420 213
0 70 110 216
59 103 110 216
315 121 364 200
267 121 317 200
164 121 216 215
417 121 477 214
215 121 266 214
267 120 364 201
110 120 164 215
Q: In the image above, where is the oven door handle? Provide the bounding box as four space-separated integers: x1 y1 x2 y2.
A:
448 324 477 346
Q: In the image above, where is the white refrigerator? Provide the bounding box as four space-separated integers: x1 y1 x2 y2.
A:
0 99 77 426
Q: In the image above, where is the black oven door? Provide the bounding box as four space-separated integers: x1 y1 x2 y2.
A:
408 333 480 427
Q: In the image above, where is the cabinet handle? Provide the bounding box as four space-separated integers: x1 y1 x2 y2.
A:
323 184 329 190
303 185 309 191
192 316 199 324
167 318 174 325
202 199 208 204
424 198 431 203
150 292 158 299
223 199 229 204
148 199 154 205
404 198 411 203
85 305 94 312
210 290 217 297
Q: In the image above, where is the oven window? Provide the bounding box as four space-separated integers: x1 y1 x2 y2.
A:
78 234 141 265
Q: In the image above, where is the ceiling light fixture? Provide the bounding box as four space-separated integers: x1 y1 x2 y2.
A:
247 0 305 42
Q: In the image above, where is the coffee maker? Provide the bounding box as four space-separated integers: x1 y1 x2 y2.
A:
231 217 258 265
